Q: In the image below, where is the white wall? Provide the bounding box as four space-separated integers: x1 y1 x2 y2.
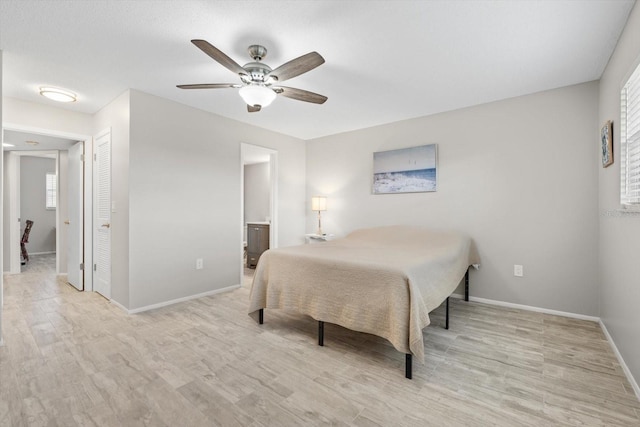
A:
598 2 640 387
3 97 93 136
244 162 270 223
307 82 600 316
0 49 3 345
127 90 305 310
19 156 56 254
93 90 131 307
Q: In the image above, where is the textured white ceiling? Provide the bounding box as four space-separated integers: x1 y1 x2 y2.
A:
0 0 635 140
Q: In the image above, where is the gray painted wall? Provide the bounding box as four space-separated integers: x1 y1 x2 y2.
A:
127 90 305 310
20 156 56 254
244 162 270 224
306 81 600 316
598 2 640 389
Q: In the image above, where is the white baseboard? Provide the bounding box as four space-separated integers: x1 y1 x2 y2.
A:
451 292 638 401
110 298 129 313
450 293 600 322
29 251 56 256
599 320 640 400
111 284 241 315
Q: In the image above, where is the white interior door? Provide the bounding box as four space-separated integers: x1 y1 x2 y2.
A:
7 152 22 274
66 142 84 290
93 130 111 299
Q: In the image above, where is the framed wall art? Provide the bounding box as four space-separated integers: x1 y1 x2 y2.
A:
601 120 613 168
373 144 437 194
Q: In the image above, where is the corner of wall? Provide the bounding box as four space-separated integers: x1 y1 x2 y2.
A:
0 49 4 344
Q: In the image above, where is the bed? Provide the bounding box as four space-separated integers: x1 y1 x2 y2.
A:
248 225 480 378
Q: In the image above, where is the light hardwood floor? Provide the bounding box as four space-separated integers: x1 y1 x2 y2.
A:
1 255 639 426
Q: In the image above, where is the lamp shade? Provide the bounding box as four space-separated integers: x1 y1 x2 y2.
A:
239 84 277 107
311 196 327 211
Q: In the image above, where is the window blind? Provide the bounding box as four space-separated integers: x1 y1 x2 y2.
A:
46 173 57 209
621 62 640 206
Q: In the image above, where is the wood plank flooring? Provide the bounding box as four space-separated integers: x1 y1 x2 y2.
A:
1 254 638 426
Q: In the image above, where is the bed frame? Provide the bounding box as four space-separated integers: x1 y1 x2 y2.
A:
256 268 471 379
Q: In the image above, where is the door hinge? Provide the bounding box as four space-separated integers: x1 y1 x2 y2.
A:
94 263 97 271
80 154 85 162
80 263 84 271
94 153 97 161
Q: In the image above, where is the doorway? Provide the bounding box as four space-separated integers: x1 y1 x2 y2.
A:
240 143 278 287
8 150 58 275
2 125 90 291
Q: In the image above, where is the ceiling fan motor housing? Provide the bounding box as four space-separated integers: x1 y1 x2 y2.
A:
241 62 273 84
248 44 268 61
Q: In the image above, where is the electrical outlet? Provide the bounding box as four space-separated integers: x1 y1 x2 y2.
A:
514 264 523 277
196 258 203 270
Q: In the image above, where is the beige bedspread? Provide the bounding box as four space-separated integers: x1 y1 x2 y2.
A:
248 225 479 362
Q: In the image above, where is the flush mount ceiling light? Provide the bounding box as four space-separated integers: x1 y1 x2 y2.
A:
39 87 77 103
2 143 15 147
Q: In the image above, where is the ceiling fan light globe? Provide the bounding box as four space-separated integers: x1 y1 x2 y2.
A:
239 85 276 108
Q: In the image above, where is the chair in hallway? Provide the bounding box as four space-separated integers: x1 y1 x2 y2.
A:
20 220 34 265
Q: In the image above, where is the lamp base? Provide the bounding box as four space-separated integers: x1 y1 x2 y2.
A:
317 211 323 236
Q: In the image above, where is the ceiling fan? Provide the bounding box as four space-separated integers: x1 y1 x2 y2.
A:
177 40 327 112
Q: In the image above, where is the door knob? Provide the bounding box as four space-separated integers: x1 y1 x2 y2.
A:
101 223 111 228
64 220 70 225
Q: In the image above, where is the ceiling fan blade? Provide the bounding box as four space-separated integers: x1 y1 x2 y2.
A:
176 83 239 89
191 39 247 76
275 86 327 104
267 52 325 82
248 104 261 113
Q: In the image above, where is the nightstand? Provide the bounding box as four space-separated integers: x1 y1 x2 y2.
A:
304 233 334 244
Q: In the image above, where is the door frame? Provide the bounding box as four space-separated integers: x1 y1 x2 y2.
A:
240 143 278 282
2 123 92 290
67 141 85 290
7 149 58 272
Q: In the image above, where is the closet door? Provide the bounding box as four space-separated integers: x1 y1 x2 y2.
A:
93 129 111 299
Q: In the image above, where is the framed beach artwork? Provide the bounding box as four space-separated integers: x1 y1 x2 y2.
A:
601 120 613 168
373 144 438 194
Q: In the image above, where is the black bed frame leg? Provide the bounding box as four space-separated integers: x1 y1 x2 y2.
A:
405 354 412 379
258 308 264 325
445 297 450 330
318 321 324 346
465 269 470 302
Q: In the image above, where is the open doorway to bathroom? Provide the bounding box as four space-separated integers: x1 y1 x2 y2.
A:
240 143 278 287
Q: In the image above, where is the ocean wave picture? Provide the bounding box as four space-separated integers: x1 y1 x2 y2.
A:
373 144 437 194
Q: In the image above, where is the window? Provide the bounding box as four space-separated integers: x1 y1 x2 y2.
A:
621 61 640 207
46 173 57 209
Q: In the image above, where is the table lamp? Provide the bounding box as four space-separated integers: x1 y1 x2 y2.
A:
311 196 327 235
